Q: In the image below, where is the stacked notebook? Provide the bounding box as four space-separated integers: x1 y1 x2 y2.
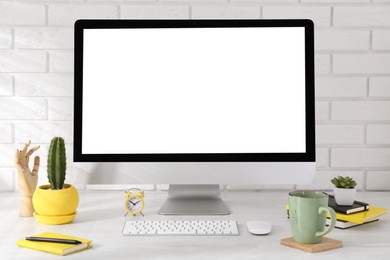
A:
286 195 388 230
326 195 388 229
17 232 92 256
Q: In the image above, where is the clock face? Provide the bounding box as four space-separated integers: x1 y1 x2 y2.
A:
126 197 143 213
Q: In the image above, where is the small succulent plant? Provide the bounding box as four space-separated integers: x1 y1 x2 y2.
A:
331 176 357 189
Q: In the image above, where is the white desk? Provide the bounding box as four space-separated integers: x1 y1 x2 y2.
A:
1 190 390 259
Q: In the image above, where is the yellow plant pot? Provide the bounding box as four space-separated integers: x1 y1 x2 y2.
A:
32 184 79 224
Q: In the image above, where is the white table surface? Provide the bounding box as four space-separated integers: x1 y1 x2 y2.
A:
1 190 389 259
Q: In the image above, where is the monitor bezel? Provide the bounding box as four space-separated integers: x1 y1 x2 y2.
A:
74 19 315 163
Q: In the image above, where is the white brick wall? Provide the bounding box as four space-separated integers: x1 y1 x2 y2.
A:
373 30 390 50
332 148 390 168
331 101 390 121
192 6 260 19
315 30 369 51
315 54 331 74
0 2 45 25
367 124 390 144
334 6 390 26
316 125 364 144
370 77 390 97
263 6 331 26
0 75 13 96
316 77 367 97
15 74 73 97
15 28 74 49
333 54 390 74
0 51 47 72
1 1 390 191
48 5 118 25
0 29 12 49
0 98 47 120
121 5 189 19
49 51 73 73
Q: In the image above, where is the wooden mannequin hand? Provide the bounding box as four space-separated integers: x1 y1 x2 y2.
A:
14 140 40 216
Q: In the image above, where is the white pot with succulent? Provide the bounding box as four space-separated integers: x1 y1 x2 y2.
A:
331 176 357 206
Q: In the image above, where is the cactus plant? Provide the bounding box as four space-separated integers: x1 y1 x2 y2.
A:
331 176 357 189
47 137 66 190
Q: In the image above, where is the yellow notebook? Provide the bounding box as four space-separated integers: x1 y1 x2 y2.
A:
286 204 388 225
17 232 92 256
332 206 388 224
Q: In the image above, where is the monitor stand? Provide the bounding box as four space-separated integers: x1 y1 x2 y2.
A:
158 184 230 215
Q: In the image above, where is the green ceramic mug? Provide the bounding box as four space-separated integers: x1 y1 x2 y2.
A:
289 191 336 244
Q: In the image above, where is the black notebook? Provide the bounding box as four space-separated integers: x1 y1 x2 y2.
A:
328 194 369 214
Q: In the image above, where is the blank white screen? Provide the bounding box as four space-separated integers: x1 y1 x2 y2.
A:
82 27 306 154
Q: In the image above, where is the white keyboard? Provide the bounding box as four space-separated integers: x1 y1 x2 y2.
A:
122 220 239 236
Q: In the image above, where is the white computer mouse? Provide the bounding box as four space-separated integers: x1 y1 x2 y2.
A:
246 221 272 235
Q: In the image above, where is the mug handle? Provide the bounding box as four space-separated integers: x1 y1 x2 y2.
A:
315 206 336 238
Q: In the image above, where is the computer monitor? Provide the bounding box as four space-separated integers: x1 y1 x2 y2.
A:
73 19 316 215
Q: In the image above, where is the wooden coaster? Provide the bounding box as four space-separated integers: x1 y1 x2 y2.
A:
281 237 343 253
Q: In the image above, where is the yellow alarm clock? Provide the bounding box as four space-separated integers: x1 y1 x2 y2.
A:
124 188 145 216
